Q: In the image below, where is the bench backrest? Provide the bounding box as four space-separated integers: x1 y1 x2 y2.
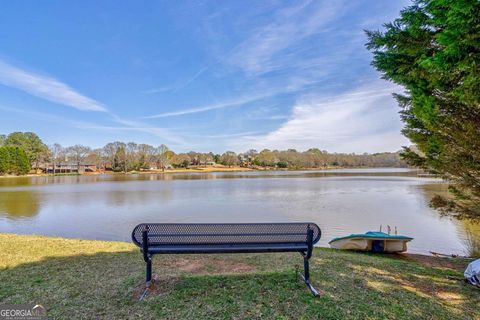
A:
132 223 321 247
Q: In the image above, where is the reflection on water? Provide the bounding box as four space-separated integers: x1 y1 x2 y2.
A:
0 191 41 218
414 183 480 255
0 169 479 256
461 220 480 256
0 168 421 187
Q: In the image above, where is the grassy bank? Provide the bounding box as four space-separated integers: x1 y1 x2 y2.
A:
1 233 478 319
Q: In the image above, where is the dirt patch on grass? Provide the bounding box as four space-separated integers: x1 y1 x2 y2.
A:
401 280 467 306
353 264 463 301
436 291 465 305
214 259 256 273
135 257 256 299
399 253 468 272
164 257 256 275
133 275 182 300
172 259 206 273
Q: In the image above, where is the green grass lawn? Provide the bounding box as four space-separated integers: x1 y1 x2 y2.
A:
0 233 478 319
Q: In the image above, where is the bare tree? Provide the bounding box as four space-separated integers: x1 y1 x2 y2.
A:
156 144 171 171
254 149 277 168
85 148 105 170
187 151 200 166
102 141 125 170
172 153 190 168
126 142 139 171
198 153 213 167
243 149 258 167
114 144 127 172
66 144 91 173
137 144 155 170
220 151 238 167
49 143 63 174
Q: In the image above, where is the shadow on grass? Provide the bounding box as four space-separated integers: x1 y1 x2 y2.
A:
1 248 479 320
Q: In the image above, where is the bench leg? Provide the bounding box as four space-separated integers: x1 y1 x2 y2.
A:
300 257 319 297
139 259 153 301
146 258 152 287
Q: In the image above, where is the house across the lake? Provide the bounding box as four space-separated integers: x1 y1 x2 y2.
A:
46 161 97 173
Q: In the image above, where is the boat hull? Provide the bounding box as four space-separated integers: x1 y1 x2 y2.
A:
329 237 410 252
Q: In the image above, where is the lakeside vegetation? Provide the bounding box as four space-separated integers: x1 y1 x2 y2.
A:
1 233 478 319
0 131 407 176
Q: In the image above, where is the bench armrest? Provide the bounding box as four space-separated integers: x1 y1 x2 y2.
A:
306 226 314 259
142 227 150 262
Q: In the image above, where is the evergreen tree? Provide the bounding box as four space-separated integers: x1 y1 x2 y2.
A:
4 132 48 168
366 0 480 217
0 146 30 175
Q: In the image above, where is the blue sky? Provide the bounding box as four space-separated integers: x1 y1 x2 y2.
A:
0 0 410 153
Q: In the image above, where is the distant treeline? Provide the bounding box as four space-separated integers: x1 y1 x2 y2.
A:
0 131 407 174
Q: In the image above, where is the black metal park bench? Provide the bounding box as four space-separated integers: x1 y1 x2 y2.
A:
131 222 322 296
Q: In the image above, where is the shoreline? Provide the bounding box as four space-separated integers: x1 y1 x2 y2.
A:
0 165 252 178
0 231 472 259
0 165 413 178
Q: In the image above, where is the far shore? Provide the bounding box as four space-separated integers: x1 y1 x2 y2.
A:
0 165 413 178
0 165 250 178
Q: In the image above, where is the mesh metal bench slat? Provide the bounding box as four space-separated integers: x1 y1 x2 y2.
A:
147 243 309 254
131 222 321 297
146 232 310 237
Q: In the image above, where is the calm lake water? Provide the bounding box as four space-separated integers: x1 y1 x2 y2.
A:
1 168 479 256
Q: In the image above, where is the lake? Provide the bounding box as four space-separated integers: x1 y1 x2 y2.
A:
0 168 479 256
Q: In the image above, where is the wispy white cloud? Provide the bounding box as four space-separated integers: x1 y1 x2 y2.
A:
227 1 346 75
144 66 210 94
0 102 187 146
142 70 331 119
231 80 410 153
143 90 282 119
0 59 187 145
139 0 357 124
0 104 100 128
255 115 290 120
108 115 187 145
243 104 290 121
183 131 264 139
141 1 351 120
0 59 107 112
142 73 329 119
